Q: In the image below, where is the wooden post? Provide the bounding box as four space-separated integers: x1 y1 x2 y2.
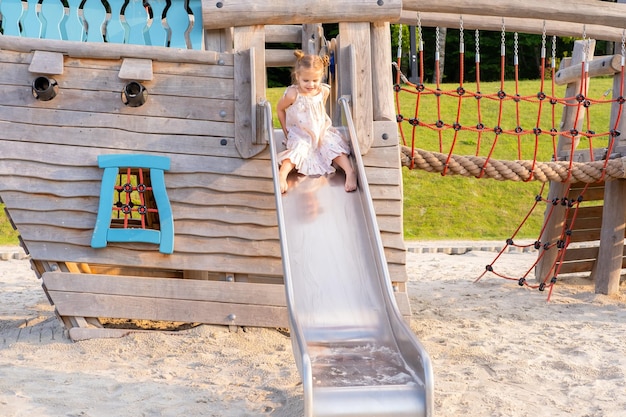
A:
370 22 395 122
594 71 626 295
535 40 595 282
337 22 374 154
233 26 267 158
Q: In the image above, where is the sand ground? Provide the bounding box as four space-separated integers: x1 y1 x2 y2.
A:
1 243 625 417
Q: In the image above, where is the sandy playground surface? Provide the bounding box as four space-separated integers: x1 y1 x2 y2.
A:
1 242 625 417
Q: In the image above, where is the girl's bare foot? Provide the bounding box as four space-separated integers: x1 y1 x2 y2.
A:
280 177 289 193
278 160 295 193
344 170 357 192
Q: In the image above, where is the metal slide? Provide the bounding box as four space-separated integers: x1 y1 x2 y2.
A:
264 98 434 417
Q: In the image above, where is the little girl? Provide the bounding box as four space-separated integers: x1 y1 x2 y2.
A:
276 50 357 193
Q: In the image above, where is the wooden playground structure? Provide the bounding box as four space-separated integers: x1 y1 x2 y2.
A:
0 0 625 346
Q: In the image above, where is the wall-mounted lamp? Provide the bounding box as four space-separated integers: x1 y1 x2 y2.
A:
121 81 148 107
32 76 59 101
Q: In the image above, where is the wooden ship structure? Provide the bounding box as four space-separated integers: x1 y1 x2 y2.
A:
0 0 410 341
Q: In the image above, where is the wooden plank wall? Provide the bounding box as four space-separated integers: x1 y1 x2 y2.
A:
0 23 412 329
0 48 284 280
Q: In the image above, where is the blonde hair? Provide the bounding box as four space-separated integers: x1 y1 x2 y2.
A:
292 50 330 83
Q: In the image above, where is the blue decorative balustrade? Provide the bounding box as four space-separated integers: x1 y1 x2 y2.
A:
0 0 203 49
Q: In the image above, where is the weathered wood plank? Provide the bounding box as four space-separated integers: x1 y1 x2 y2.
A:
68 328 177 341
24 242 284 275
0 105 235 138
365 166 402 186
399 11 626 43
0 35 230 64
338 23 373 153
381 232 406 252
363 146 403 169
0 61 235 100
402 0 626 30
555 55 623 86
0 173 274 197
0 142 273 178
562 246 599 262
375 215 403 234
13 222 280 257
567 205 603 220
201 0 402 29
43 272 287 306
371 120 400 148
370 184 402 201
233 27 267 158
61 56 235 78
372 199 403 216
595 179 626 294
556 260 596 275
48 291 289 328
568 229 601 243
265 25 302 43
370 23 396 123
389 263 408 284
0 122 239 158
0 86 235 122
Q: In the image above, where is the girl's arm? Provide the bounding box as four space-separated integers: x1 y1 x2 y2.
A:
276 86 297 138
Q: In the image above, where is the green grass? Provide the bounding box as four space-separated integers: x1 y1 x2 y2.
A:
0 78 615 245
0 204 19 245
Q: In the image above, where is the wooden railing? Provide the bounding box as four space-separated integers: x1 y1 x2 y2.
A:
0 0 202 49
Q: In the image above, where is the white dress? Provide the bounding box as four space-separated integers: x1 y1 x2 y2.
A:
278 84 351 176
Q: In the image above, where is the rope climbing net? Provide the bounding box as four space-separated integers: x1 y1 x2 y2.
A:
394 15 626 298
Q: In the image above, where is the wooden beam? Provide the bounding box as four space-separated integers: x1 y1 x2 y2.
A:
399 11 626 42
338 22 374 154
202 0 402 30
233 26 268 158
594 72 626 295
0 36 225 64
402 0 626 30
555 55 623 86
594 179 626 295
535 41 595 283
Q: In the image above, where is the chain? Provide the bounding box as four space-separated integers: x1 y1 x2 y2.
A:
500 18 506 57
435 26 440 61
621 29 625 67
475 29 480 63
552 35 557 69
514 32 519 66
417 12 423 52
459 15 464 54
396 24 403 59
582 25 589 71
541 21 547 60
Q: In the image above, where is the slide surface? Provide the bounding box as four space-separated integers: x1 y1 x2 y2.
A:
267 100 433 417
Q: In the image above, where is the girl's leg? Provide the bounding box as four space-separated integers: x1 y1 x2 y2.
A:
278 159 295 193
333 154 357 192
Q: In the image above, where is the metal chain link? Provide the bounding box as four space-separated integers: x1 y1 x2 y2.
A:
552 35 557 69
500 18 506 57
435 26 440 61
459 15 464 54
475 29 480 63
397 24 403 59
417 12 423 53
514 32 519 66
541 21 547 60
621 29 625 66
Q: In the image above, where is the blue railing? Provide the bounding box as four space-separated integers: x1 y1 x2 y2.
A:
0 0 202 49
